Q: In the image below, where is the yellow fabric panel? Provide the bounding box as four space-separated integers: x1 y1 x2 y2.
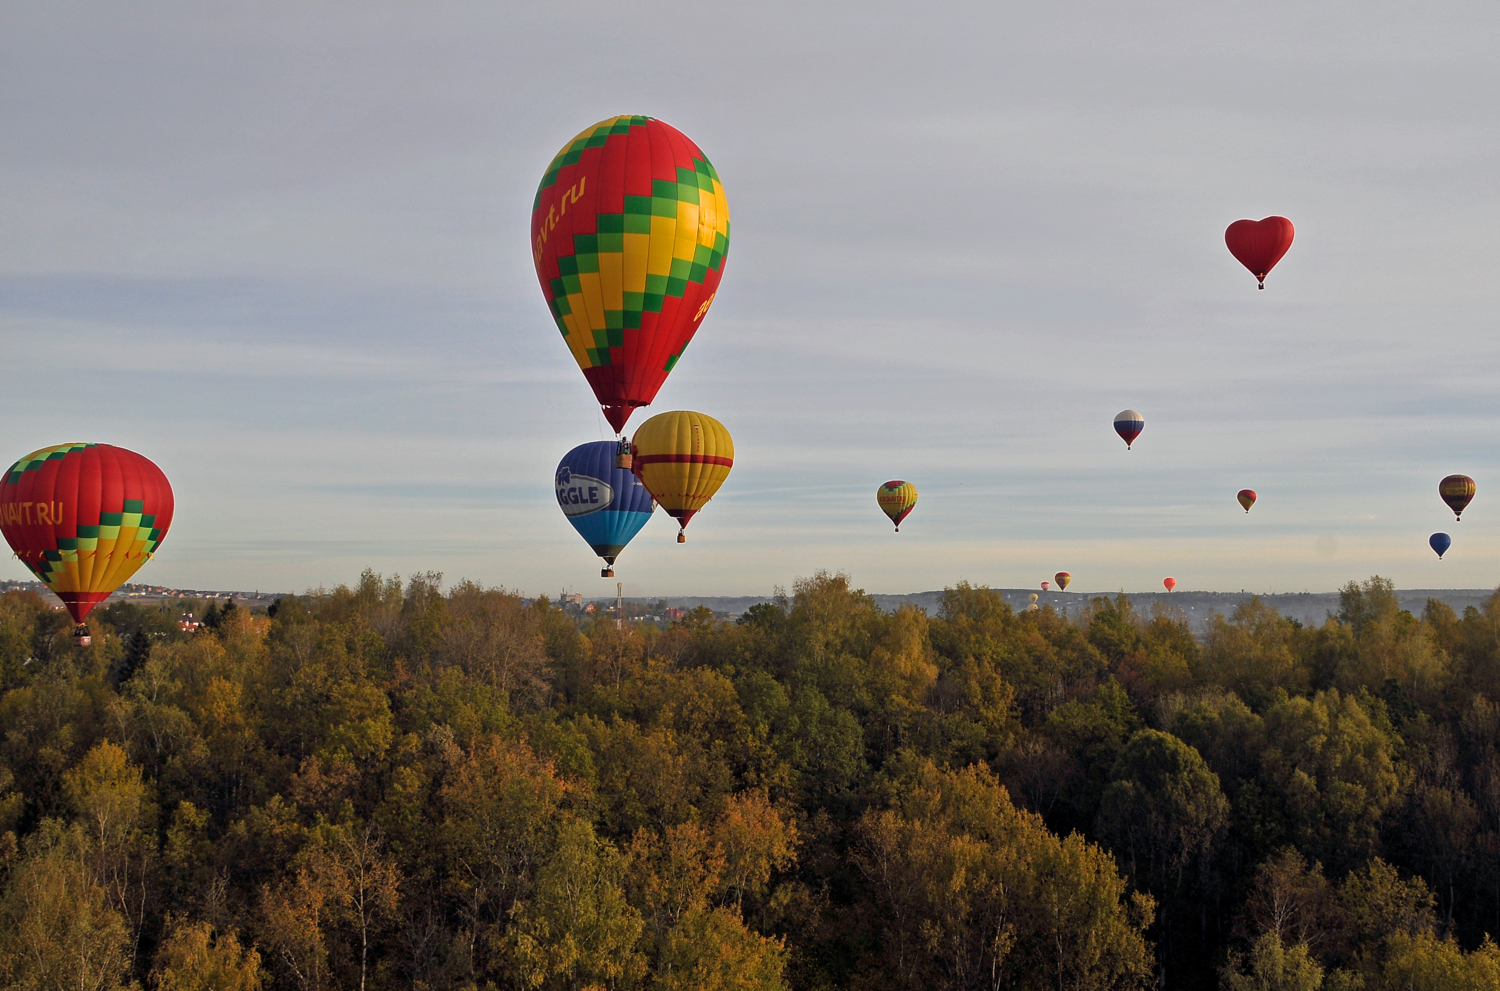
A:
622 233 649 292
631 410 734 515
576 272 606 331
561 310 593 367
647 216 677 276
673 202 699 260
599 254 624 311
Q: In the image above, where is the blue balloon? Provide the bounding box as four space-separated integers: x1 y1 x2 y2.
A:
556 441 655 574
1430 532 1452 559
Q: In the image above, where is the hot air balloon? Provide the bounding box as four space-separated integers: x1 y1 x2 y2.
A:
877 481 918 532
1055 572 1071 591
1114 410 1144 449
1225 217 1295 289
532 116 731 436
1163 577 1177 592
1430 532 1452 559
631 410 733 542
1041 581 1050 592
1238 489 1257 513
1440 474 1475 520
1027 593 1039 612
556 441 656 577
1 443 174 644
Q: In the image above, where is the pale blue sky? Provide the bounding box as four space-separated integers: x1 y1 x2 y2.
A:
3 0 1499 598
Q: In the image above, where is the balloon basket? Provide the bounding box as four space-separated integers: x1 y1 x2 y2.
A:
602 568 615 578
677 532 686 544
72 625 92 647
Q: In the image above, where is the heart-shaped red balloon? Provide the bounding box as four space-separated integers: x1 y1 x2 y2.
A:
1225 217 1295 289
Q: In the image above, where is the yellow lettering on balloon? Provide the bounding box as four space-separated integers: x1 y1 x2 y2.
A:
35 503 50 525
693 292 717 322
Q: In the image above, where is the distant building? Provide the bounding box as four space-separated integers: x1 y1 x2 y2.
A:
584 602 597 614
561 592 584 609
665 607 685 622
179 614 200 632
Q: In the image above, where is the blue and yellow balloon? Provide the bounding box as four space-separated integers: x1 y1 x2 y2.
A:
557 441 655 576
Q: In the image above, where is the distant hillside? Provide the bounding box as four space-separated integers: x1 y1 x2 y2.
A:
598 587 1498 631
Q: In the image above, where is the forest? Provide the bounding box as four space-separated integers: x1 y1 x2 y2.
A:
3 571 1500 990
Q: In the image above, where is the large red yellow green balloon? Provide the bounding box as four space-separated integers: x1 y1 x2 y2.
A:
1 443 174 624
877 480 917 531
533 116 731 435
630 411 733 541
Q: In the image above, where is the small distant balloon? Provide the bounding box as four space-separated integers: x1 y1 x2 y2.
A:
1163 577 1177 592
1054 572 1071 591
1114 410 1144 449
1027 593 1039 612
1041 581 1050 592
1225 217 1295 289
1430 532 1452 559
1237 489 1257 513
877 480 918 532
1440 474 1475 520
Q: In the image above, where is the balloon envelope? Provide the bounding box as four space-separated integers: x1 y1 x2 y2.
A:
1041 581 1050 591
1114 410 1144 448
1 443 174 623
532 116 731 434
631 410 734 535
1430 532 1452 559
556 441 655 567
1054 572 1071 591
1238 489 1257 513
877 480 918 531
1440 474 1475 520
1225 217 1295 288
1163 577 1177 592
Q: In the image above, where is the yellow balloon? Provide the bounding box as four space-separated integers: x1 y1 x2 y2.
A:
876 480 918 531
631 410 734 541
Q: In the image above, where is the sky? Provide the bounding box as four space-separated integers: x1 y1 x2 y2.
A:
3 0 1499 599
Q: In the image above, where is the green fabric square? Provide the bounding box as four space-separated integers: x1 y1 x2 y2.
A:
665 277 688 297
77 525 99 538
123 499 143 513
709 249 724 270
624 310 643 329
693 244 713 266
560 149 582 166
552 297 571 317
584 134 608 148
561 274 581 295
573 233 599 253
645 274 669 294
688 263 708 282
644 293 665 313
593 329 610 349
605 310 623 329
556 255 578 276
650 197 678 218
598 214 625 233
624 195 652 215
714 232 728 253
549 277 566 297
588 347 611 365
140 515 155 527
624 214 651 234
608 327 624 347
665 353 681 371
651 179 677 199
57 537 77 550
598 233 624 252
575 253 599 274
623 291 645 311
669 257 693 280
99 512 122 526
